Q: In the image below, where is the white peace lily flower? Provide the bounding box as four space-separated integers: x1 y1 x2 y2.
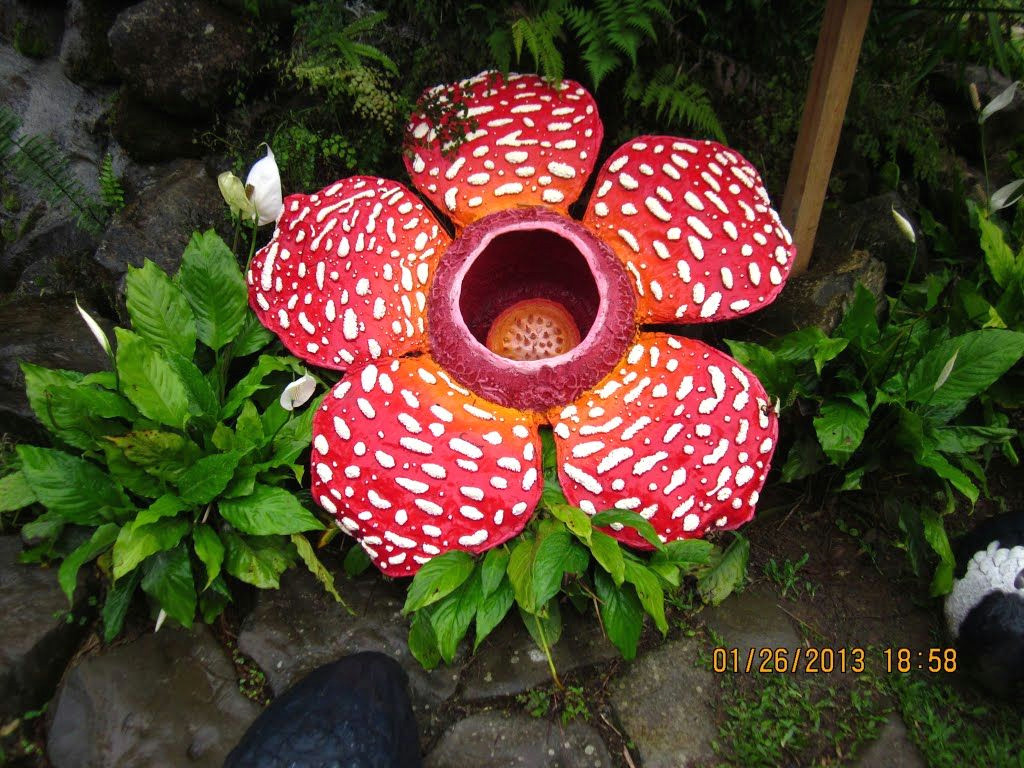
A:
988 178 1024 213
154 608 167 633
891 206 916 244
280 373 316 411
75 298 113 357
218 170 257 222
246 144 283 226
979 80 1020 125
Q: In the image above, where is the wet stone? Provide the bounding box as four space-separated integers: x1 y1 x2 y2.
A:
236 567 462 745
461 608 618 701
0 536 93 720
703 583 802 657
424 711 612 768
46 625 260 768
855 713 927 768
608 637 718 768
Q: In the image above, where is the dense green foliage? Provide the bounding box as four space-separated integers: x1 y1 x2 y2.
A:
0 232 344 638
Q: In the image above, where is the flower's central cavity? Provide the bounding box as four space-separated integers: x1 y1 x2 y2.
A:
455 226 598 361
428 208 637 411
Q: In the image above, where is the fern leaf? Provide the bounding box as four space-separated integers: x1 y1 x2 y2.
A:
487 27 513 74
99 154 125 213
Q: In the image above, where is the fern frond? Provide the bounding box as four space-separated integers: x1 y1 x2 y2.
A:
98 154 125 213
624 66 727 142
487 27 513 74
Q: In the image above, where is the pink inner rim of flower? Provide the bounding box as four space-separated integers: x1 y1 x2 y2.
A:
428 208 636 411
454 226 603 365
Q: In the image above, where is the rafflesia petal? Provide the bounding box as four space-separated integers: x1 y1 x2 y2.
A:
404 71 603 228
548 333 777 548
247 177 450 369
583 137 795 324
312 356 543 577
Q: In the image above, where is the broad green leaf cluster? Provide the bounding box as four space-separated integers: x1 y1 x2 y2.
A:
727 247 1024 595
400 431 747 669
1 231 343 639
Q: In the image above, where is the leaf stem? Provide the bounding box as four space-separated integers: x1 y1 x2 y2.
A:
534 613 562 689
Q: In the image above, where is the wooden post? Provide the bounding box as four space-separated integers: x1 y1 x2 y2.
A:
781 0 872 275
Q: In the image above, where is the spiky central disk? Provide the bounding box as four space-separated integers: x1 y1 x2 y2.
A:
485 299 581 361
428 208 636 411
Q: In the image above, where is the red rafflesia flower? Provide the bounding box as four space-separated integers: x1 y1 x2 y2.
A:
247 72 794 577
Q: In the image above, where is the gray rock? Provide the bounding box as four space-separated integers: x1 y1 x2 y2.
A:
111 91 204 162
0 0 65 60
6 216 100 300
108 0 250 118
60 0 132 85
46 625 261 768
424 711 612 768
815 192 921 281
728 247 885 338
461 608 618 702
237 567 462 744
608 637 718 768
855 713 927 768
0 536 93 720
91 159 226 315
703 584 802 658
0 296 113 442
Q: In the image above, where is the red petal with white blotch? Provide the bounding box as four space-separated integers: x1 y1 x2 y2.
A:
404 71 602 229
311 355 543 577
247 177 450 369
547 333 777 549
582 137 794 324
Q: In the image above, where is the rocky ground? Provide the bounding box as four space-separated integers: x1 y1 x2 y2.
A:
5 487 1005 768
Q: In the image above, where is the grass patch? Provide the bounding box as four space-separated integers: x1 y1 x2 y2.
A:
890 674 1024 768
712 671 891 767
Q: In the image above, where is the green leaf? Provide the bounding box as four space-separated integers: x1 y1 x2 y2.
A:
58 523 119 603
103 569 141 642
114 329 191 429
921 510 955 597
589 530 625 585
480 547 509 597
724 339 795 401
520 599 562 650
141 545 196 627
531 529 574 609
430 571 482 663
21 364 135 449
544 501 593 543
105 430 200 484
475 577 514 649
193 524 225 589
624 560 668 635
971 203 1017 288
232 310 275 357
408 608 441 670
113 517 189 579
235 400 265 449
918 451 979 503
21 511 64 542
222 530 294 588
177 451 245 504
930 425 1017 454
176 230 247 350
813 394 870 466
218 484 324 535
267 396 320 466
837 283 881 350
907 330 1024 412
507 535 538 612
403 550 476 613
0 471 37 512
221 355 294 419
595 569 643 660
163 352 219 423
199 575 232 623
18 445 129 524
101 442 166 498
591 509 665 551
291 533 347 608
698 533 749 606
343 544 372 577
125 259 196 358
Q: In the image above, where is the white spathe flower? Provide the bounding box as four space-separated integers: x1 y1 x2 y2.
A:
75 298 113 357
246 144 283 226
979 80 1020 125
891 206 916 245
154 608 167 633
280 373 316 411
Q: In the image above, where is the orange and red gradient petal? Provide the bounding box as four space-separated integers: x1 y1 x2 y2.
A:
311 356 543 577
404 71 602 229
582 137 795 325
547 333 777 549
247 177 450 370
